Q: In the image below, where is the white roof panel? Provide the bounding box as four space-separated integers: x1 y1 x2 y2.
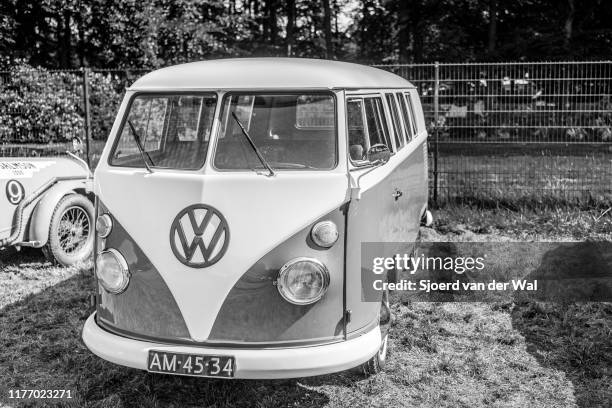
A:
130 58 414 90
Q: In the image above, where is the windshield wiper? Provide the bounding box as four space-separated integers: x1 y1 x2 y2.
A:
127 120 154 173
269 162 317 170
231 112 275 177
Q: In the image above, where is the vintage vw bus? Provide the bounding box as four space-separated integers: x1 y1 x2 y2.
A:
82 58 430 378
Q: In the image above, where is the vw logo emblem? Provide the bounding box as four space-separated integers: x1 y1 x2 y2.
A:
169 204 230 268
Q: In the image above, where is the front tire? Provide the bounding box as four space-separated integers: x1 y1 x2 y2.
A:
45 194 94 267
362 289 391 375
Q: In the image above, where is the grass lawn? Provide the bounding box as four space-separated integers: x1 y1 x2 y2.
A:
0 208 610 407
432 144 612 207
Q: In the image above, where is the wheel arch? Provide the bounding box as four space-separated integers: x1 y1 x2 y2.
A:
27 180 91 247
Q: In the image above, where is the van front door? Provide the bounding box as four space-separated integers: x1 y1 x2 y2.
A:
344 94 406 336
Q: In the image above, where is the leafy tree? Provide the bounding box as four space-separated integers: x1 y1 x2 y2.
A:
0 0 611 67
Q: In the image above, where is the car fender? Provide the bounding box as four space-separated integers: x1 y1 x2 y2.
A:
27 179 91 247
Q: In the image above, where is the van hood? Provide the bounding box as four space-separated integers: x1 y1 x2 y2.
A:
95 169 349 343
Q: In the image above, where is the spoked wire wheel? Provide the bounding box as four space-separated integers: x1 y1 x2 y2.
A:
45 194 95 266
58 205 91 255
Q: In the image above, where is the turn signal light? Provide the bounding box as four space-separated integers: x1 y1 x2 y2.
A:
311 220 339 248
96 214 113 238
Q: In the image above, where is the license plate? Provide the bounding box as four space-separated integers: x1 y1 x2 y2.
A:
147 351 235 378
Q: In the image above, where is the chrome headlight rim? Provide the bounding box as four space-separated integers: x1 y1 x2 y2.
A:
96 248 130 294
277 257 330 305
310 220 339 248
96 213 113 238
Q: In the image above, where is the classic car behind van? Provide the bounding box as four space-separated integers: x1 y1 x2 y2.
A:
0 152 94 266
83 58 430 378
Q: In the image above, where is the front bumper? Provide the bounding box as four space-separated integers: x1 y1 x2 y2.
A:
82 313 381 379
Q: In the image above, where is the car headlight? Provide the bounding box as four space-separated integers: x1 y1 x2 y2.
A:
96 214 113 238
311 220 339 248
276 257 330 305
96 248 130 294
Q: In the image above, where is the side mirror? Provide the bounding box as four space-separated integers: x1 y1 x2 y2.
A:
366 144 391 164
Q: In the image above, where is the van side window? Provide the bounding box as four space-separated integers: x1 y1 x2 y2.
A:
397 92 413 141
385 93 406 149
364 97 391 150
408 89 426 134
347 96 392 163
402 92 419 137
347 99 367 161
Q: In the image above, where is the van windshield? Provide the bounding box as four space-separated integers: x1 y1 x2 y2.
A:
214 93 336 171
110 94 217 170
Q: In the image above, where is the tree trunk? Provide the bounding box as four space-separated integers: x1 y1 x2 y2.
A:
262 0 269 39
269 0 278 45
57 10 72 68
413 27 424 63
333 0 338 37
323 0 333 58
64 10 73 66
488 0 497 55
360 0 369 58
75 10 85 67
398 0 411 63
252 0 259 19
286 0 295 56
564 0 575 51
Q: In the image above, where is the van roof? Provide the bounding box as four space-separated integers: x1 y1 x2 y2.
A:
129 58 415 91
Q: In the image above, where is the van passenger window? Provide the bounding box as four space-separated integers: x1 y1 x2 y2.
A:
385 93 406 149
402 92 418 136
347 99 367 161
347 96 392 163
397 92 414 141
364 98 391 150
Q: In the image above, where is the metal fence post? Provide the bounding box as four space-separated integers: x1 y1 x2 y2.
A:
433 61 440 205
82 67 92 167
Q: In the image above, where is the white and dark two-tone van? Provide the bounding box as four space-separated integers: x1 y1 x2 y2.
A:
82 58 430 379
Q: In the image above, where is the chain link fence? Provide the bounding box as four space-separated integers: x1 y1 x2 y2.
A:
1 62 611 207
378 61 612 207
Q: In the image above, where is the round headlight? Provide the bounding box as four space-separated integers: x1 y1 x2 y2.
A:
96 248 130 294
96 214 113 238
311 220 339 248
277 257 330 305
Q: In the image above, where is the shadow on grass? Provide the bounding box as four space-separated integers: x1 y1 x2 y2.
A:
0 246 47 265
0 271 340 408
511 242 612 408
431 193 612 212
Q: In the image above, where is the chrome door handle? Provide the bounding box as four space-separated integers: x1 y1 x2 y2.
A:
392 189 403 200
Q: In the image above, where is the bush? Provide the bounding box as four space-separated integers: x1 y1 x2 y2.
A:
0 61 120 144
88 71 122 141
